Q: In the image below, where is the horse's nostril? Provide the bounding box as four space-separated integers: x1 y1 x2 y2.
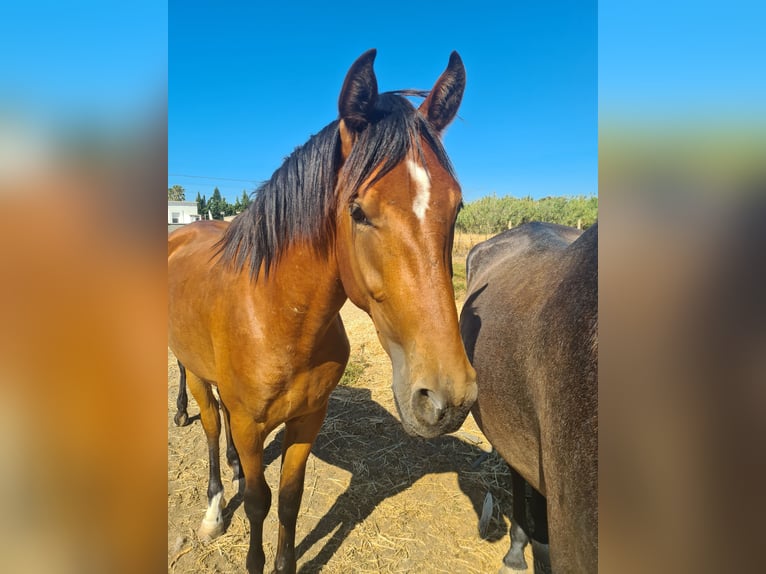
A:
415 388 447 423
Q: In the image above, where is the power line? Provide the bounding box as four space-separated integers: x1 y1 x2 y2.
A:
169 173 260 184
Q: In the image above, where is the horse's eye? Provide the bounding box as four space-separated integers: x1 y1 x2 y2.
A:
350 203 370 226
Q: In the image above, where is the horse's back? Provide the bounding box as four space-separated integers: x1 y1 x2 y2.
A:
168 220 230 309
169 220 229 259
465 222 582 289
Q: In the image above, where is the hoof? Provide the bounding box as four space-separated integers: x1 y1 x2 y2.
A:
174 410 189 427
197 515 225 543
501 550 528 572
197 493 226 543
499 562 528 573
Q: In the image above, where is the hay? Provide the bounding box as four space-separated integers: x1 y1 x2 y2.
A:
168 298 535 573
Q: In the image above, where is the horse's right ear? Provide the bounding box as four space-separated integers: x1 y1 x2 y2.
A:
338 49 378 157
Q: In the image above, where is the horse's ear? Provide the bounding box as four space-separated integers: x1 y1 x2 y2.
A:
419 51 465 133
338 49 378 132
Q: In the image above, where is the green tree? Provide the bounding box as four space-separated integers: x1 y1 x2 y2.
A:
196 192 207 219
239 189 252 211
208 187 224 220
168 184 186 201
456 194 598 234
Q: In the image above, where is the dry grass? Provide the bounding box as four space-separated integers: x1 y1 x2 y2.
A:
167 238 533 573
452 232 489 299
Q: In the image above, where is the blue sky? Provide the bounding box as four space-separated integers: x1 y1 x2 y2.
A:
169 1 597 204
3 2 762 206
599 1 766 121
1 2 166 128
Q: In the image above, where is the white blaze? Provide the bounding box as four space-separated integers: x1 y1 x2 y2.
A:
407 159 431 222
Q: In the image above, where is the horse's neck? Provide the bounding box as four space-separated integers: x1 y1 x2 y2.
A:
258 244 347 334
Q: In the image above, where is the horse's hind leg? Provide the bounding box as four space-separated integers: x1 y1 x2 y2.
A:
220 400 244 491
500 467 531 572
500 521 530 572
185 371 226 542
524 478 551 574
174 360 189 426
501 468 551 574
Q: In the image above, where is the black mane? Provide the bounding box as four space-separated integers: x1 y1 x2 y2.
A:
216 92 456 279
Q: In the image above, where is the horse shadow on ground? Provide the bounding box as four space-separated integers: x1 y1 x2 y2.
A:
235 385 515 573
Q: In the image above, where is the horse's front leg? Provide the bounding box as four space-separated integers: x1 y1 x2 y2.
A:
273 407 328 574
229 413 270 574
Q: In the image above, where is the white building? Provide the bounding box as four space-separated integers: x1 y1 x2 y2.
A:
168 201 200 224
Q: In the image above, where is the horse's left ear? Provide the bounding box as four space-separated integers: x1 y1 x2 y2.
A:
419 51 466 133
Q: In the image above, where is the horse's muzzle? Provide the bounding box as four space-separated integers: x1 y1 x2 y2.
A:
403 378 477 438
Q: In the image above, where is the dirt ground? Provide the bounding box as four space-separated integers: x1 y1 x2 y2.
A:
168 290 533 573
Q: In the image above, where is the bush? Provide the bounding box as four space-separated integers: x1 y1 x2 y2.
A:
456 194 598 234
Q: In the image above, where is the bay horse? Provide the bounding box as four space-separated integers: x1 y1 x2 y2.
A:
459 221 598 573
168 49 477 574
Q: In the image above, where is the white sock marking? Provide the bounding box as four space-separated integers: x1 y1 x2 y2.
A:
203 491 224 523
198 490 225 541
408 159 431 222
